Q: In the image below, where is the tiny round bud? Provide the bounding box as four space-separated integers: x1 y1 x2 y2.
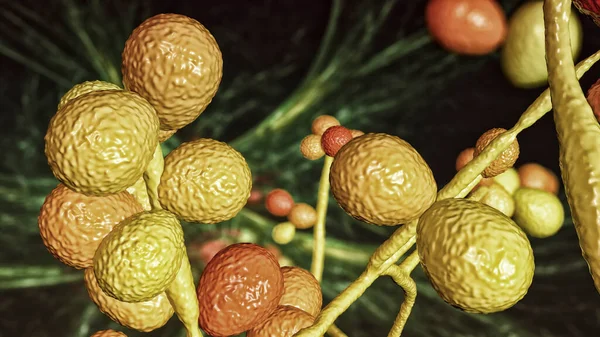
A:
455 147 475 171
272 222 296 245
311 115 340 135
518 163 560 195
265 189 295 217
321 126 353 157
473 128 519 178
300 135 325 160
247 188 263 205
350 129 365 138
288 203 318 229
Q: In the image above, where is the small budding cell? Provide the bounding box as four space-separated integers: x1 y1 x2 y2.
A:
518 163 560 195
279 266 323 317
300 134 326 160
272 222 297 245
492 167 521 195
311 115 340 136
288 203 318 229
265 189 295 217
197 243 284 337
246 305 315 337
513 188 565 238
474 128 520 178
321 125 354 157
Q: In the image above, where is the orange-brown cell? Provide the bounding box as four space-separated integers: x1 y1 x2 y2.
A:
426 0 507 55
247 305 315 337
300 134 326 160
473 128 520 178
197 243 284 337
122 13 223 130
279 266 323 316
288 203 318 229
38 184 143 269
321 126 353 157
311 115 340 136
518 163 560 195
265 189 295 217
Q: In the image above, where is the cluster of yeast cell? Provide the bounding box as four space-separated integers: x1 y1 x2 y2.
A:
197 243 323 337
35 13 300 337
455 128 565 239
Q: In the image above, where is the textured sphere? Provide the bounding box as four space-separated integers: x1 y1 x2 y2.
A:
493 167 520 195
321 126 353 157
287 203 317 229
84 268 174 331
517 163 560 195
197 243 284 337
279 266 322 316
426 0 507 55
513 188 565 238
45 90 160 196
247 305 315 337
272 222 296 245
501 1 583 88
58 81 121 110
265 189 295 217
417 198 534 313
93 210 185 302
90 330 127 337
474 128 519 178
38 184 143 269
158 138 252 224
300 134 325 160
472 183 515 217
311 115 340 136
330 133 437 226
122 13 223 130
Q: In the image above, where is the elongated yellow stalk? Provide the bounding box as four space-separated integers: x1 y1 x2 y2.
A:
312 155 334 281
144 143 164 210
384 251 419 337
293 51 600 337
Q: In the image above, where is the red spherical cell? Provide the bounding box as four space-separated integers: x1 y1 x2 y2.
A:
265 189 295 217
321 126 353 157
426 0 508 55
574 0 600 27
197 243 284 337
